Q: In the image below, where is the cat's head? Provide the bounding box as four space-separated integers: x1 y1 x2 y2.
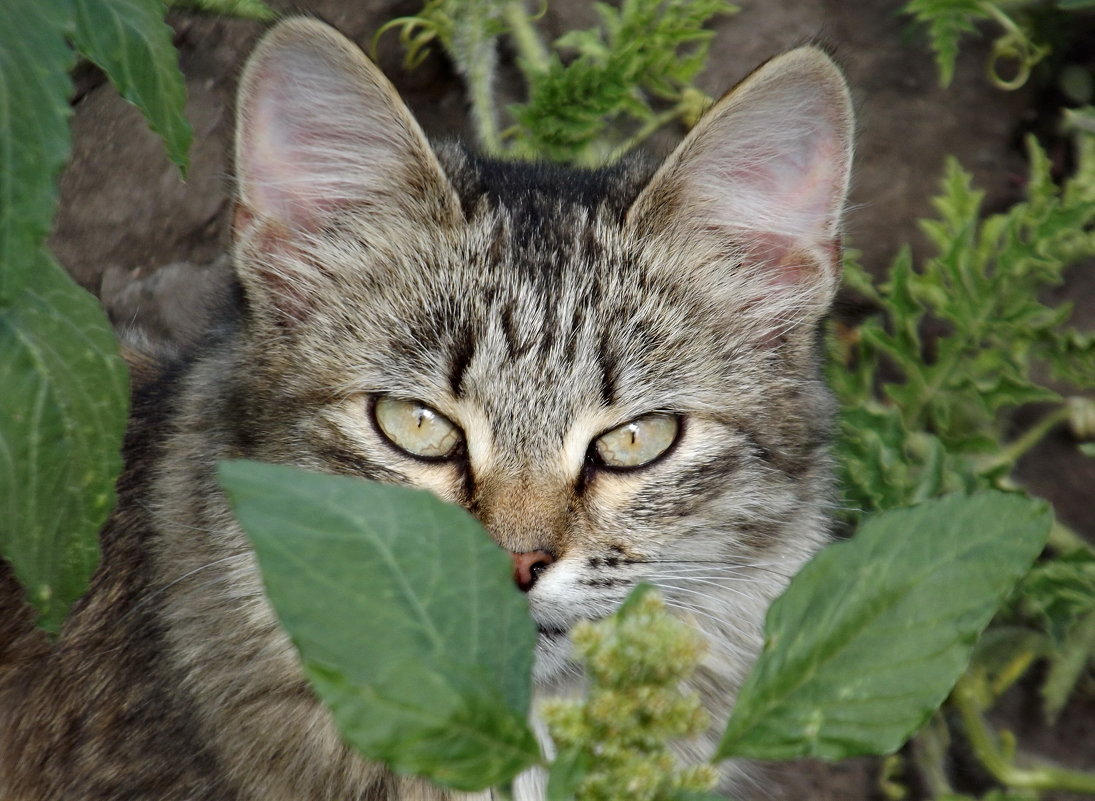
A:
229 19 853 681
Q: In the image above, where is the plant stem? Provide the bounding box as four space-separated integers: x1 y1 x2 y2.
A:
447 1 505 154
1046 518 1095 555
978 405 1070 476
990 647 1038 698
503 1 550 75
952 675 1095 795
912 713 955 799
467 54 503 154
605 105 681 164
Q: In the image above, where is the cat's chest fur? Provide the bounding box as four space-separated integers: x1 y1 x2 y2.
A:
0 17 852 801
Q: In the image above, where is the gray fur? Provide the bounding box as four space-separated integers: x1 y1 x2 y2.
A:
0 18 852 801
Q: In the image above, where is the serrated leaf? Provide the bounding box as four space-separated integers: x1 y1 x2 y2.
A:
717 492 1051 761
1020 549 1095 643
167 0 275 20
1040 608 1095 723
0 250 129 632
0 0 74 297
71 0 191 171
511 0 733 163
218 461 541 790
903 0 988 87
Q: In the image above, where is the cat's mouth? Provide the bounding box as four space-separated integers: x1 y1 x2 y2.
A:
536 625 569 638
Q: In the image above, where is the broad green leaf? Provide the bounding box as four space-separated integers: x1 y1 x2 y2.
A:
71 0 191 171
717 492 1051 761
0 250 129 631
0 0 74 297
218 461 541 790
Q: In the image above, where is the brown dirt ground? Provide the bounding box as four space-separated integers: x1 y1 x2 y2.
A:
48 1 1095 798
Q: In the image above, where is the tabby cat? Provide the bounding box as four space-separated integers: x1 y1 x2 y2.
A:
0 17 853 801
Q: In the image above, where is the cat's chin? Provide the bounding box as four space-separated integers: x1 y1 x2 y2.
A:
531 628 577 684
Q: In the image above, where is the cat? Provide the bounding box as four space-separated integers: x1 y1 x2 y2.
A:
0 16 852 801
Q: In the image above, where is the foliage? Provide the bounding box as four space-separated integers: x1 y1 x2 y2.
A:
831 131 1095 524
377 0 734 164
542 585 717 801
167 0 275 20
217 460 1063 796
219 460 541 791
903 0 1095 90
0 0 274 633
717 493 1051 761
509 0 732 162
829 118 1095 798
0 0 186 631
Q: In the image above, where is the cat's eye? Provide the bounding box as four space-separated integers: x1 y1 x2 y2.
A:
593 414 680 469
373 397 463 460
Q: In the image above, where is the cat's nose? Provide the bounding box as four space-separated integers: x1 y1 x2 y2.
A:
511 550 556 592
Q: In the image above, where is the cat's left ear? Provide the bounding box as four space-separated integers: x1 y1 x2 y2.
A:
627 47 853 334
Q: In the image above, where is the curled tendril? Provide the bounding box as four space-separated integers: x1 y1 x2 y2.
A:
981 2 1049 91
987 30 1048 91
371 3 453 69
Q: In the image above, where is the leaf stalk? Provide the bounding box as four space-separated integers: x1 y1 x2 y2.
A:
952 674 1095 795
502 1 550 75
977 404 1070 476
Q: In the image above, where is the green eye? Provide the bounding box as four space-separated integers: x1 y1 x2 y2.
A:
593 414 679 469
374 397 463 460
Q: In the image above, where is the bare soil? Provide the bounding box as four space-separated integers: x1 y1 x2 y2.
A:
49 1 1094 798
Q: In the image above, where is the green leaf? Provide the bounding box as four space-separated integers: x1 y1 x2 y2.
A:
1020 549 1095 644
903 0 987 87
510 0 734 163
1040 608 1095 723
0 250 129 632
547 746 592 801
71 0 191 171
0 0 74 297
166 0 276 20
218 461 541 791
717 492 1052 761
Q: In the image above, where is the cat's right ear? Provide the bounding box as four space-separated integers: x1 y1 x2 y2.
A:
235 18 460 232
233 19 461 319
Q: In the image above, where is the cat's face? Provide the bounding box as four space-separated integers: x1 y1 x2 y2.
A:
229 20 852 682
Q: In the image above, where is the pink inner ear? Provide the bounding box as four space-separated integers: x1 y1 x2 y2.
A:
695 122 844 255
237 48 410 231
244 87 346 229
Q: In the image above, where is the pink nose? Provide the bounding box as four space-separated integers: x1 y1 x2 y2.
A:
511 550 556 592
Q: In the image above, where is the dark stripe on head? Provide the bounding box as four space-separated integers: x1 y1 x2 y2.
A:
318 448 403 483
448 326 477 397
598 331 617 407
